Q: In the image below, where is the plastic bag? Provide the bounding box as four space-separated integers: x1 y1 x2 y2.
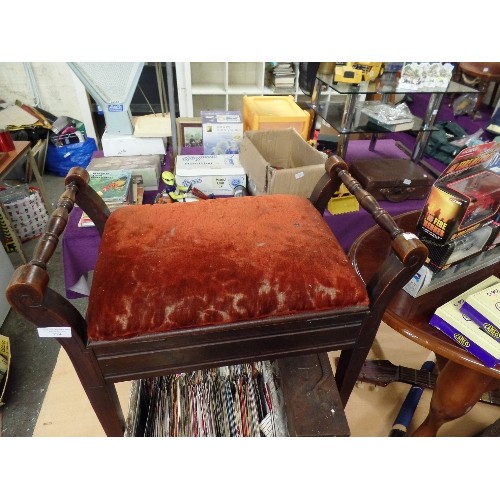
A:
449 128 485 148
45 137 97 176
452 94 478 116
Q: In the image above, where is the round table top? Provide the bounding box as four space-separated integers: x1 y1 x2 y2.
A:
459 62 500 80
348 210 500 379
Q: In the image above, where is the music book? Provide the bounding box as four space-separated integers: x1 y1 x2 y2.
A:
87 169 133 204
366 118 415 132
429 275 500 367
460 277 500 343
78 169 134 228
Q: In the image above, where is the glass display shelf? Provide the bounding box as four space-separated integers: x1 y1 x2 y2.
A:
315 72 478 96
308 72 479 161
313 100 428 137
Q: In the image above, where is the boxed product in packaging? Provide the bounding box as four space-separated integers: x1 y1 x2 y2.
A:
201 111 243 155
101 131 167 157
238 128 327 198
175 154 246 196
87 154 162 191
243 95 311 140
421 221 497 272
0 334 11 406
417 142 500 245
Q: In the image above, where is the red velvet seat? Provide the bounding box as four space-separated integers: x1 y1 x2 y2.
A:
88 196 368 342
6 156 427 436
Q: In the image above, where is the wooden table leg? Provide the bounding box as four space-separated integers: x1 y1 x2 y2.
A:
411 359 494 437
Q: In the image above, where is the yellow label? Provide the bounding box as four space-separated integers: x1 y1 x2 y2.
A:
484 323 500 339
453 333 470 348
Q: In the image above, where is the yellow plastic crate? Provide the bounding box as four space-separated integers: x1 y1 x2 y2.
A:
243 95 311 140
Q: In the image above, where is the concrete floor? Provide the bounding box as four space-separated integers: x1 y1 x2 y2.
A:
0 169 89 437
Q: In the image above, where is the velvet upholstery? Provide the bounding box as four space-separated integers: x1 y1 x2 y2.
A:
86 194 369 342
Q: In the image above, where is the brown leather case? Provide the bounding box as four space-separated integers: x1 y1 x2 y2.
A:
349 158 434 202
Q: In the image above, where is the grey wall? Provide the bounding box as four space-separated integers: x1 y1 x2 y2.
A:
0 62 96 140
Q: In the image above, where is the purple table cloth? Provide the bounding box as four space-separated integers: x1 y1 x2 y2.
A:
62 140 427 299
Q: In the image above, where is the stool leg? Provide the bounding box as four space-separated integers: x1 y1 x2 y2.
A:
335 345 372 406
61 341 125 437
411 359 493 437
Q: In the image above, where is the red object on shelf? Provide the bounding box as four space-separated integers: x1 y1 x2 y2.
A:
0 130 15 152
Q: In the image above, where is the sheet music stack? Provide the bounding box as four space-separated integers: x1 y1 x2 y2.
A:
267 62 296 92
125 361 289 437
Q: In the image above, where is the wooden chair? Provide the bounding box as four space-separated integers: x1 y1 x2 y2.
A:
6 156 428 436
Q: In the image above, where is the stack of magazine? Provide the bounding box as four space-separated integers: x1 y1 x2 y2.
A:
78 169 134 227
266 62 296 92
429 275 500 367
125 361 289 437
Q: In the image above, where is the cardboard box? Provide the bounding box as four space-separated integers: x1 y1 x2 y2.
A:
201 111 243 155
403 249 500 297
101 131 166 157
238 128 327 198
421 221 497 272
87 154 161 191
417 142 500 245
175 154 246 196
0 335 11 406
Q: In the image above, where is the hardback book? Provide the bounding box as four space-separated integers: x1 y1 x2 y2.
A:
78 169 134 228
78 211 94 228
366 118 415 132
429 275 500 367
87 169 133 204
361 102 415 127
460 276 500 343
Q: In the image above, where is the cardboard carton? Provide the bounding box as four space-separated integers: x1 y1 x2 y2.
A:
101 131 166 157
417 142 500 245
238 128 327 198
201 111 243 155
175 154 246 196
87 154 162 191
0 335 11 406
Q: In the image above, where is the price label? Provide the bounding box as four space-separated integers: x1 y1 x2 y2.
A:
37 327 72 338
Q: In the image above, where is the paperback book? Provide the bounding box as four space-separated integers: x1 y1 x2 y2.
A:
429 275 500 367
460 276 500 343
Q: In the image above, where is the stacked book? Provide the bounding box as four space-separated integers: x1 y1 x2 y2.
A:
78 169 134 227
267 62 296 92
360 102 415 132
429 275 500 367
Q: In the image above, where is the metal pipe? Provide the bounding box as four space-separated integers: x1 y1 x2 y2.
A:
166 62 177 157
23 63 41 107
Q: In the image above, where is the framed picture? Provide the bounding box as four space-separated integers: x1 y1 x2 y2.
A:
176 117 203 149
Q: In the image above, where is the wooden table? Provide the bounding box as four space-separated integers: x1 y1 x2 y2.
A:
349 210 500 436
0 141 51 262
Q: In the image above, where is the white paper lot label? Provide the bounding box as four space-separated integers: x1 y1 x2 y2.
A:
37 327 72 338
